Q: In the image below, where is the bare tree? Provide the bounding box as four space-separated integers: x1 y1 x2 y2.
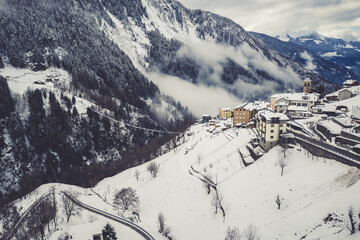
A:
225 226 241 240
344 206 356 234
113 187 139 210
147 162 160 178
61 191 80 223
157 212 172 238
278 158 287 176
358 211 360 231
243 224 261 240
278 139 289 157
134 170 140 181
276 195 282 210
211 193 222 215
158 212 166 234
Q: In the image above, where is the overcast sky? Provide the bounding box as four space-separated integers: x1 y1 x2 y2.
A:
177 0 360 40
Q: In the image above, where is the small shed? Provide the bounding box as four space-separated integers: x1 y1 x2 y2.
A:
338 89 353 101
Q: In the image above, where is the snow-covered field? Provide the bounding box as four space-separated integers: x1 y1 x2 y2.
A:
7 122 360 240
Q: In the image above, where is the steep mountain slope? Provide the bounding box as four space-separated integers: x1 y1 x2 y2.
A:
3 125 360 240
0 65 192 209
99 0 334 101
250 31 358 85
275 31 360 82
0 0 194 208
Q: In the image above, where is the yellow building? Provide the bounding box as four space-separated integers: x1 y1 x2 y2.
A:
219 108 233 119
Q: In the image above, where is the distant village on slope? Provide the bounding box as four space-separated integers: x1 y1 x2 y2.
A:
204 78 360 165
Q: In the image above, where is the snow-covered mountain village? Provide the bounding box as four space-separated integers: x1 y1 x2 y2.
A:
1 0 360 240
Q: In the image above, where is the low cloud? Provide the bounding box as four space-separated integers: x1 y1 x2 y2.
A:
177 38 302 92
300 51 317 71
145 71 242 117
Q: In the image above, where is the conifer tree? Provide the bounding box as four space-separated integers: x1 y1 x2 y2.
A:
102 223 117 240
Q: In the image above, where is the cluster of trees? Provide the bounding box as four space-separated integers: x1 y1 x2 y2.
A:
225 224 261 240
1 193 57 240
0 0 158 101
0 82 192 209
147 29 199 82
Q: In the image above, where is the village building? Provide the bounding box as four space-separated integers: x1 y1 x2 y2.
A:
271 92 319 117
343 79 359 88
219 108 233 119
202 114 211 123
324 85 360 102
325 92 338 102
233 103 254 127
339 89 354 101
233 101 271 127
256 110 289 151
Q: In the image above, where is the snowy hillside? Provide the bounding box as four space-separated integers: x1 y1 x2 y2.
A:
5 123 360 240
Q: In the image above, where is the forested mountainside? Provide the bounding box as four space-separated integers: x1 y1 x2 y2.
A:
251 31 359 85
98 0 335 98
0 0 194 208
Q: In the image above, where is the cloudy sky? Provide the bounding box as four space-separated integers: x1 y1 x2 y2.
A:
177 0 360 40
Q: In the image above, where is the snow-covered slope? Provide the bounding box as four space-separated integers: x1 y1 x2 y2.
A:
7 123 360 239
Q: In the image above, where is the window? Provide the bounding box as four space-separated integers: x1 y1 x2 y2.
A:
302 103 307 106
270 136 274 139
271 124 274 127
270 130 274 133
292 103 296 105
297 103 301 106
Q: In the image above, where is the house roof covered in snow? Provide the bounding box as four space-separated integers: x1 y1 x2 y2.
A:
234 101 270 111
325 86 360 98
272 92 319 102
343 80 358 85
258 110 289 121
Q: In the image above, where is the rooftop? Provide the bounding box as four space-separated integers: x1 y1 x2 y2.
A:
343 79 358 85
325 85 360 98
272 92 319 102
258 110 289 121
234 101 270 111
